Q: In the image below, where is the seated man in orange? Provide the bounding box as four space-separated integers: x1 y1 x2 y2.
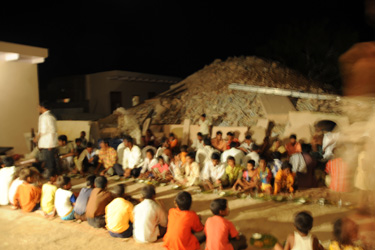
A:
168 133 179 152
285 134 302 157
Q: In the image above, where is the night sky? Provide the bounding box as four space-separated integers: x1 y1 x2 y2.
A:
1 1 373 90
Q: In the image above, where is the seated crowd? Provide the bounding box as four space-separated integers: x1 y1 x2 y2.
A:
0 113 362 249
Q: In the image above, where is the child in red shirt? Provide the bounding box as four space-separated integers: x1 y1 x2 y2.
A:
163 191 204 250
205 198 247 250
13 168 41 212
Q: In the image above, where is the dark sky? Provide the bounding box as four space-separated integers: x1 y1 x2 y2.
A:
0 1 373 88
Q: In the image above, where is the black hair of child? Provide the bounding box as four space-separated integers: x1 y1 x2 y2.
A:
95 176 108 189
86 175 96 187
175 191 192 211
281 161 292 170
211 152 221 160
141 184 156 199
57 176 71 188
294 211 313 235
210 198 227 215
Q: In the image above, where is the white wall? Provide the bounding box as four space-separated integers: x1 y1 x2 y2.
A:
0 61 39 154
56 120 91 143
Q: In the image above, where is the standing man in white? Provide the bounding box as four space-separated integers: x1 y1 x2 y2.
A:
33 101 59 178
199 114 211 140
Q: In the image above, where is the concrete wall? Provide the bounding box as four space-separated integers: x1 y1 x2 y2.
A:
56 120 91 143
0 61 39 154
86 71 177 116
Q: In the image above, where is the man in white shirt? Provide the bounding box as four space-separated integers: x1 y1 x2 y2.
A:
133 185 167 243
191 132 205 151
243 144 260 167
221 142 244 166
198 114 211 139
239 135 253 154
122 136 143 178
195 138 219 167
201 153 226 190
33 101 59 178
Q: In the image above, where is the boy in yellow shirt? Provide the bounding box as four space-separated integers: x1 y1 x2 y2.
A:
105 184 134 238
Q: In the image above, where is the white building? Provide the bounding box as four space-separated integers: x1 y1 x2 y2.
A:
0 41 48 154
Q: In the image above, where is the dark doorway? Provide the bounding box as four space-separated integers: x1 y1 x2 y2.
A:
110 91 122 112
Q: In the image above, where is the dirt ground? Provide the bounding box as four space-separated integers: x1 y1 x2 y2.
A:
1 176 374 250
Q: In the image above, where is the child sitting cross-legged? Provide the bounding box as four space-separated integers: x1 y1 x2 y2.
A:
205 198 247 250
133 184 168 243
169 153 185 183
74 175 96 221
163 191 205 250
274 162 295 195
181 153 201 187
54 176 76 220
40 174 58 218
151 156 173 182
258 158 273 194
13 167 41 212
225 156 243 188
138 149 158 179
274 211 324 250
105 184 134 238
232 160 258 192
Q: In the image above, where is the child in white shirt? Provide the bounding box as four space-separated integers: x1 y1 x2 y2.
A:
54 176 76 220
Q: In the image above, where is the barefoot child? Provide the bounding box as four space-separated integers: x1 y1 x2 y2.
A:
225 156 243 188
274 211 323 250
163 191 205 249
258 158 273 194
54 176 76 220
40 174 58 217
205 198 247 250
232 160 258 191
151 156 173 182
139 149 158 179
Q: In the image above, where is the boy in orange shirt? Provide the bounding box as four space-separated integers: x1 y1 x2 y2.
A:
205 198 247 250
274 162 295 195
13 168 41 212
163 191 204 250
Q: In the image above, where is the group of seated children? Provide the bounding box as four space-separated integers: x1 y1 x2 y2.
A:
0 159 365 250
134 145 295 196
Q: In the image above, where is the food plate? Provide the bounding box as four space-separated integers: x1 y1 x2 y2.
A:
252 233 262 239
172 185 182 190
250 234 278 248
272 195 287 202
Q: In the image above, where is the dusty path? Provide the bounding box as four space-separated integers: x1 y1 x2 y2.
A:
1 177 372 250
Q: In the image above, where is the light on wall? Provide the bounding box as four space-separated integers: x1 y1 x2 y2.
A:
0 52 20 61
